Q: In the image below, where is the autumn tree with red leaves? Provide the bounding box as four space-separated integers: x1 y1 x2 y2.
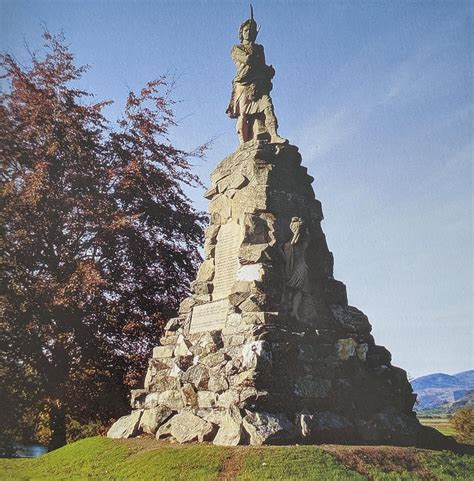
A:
0 32 206 450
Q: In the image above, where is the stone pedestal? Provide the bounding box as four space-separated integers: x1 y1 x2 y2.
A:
108 142 428 446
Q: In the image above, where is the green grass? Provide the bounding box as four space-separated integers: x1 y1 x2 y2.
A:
0 437 472 480
422 450 474 480
235 445 364 480
0 437 229 481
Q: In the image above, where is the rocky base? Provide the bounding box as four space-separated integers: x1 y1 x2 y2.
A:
108 314 427 446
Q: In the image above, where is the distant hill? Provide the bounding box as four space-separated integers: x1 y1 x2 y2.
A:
412 370 474 413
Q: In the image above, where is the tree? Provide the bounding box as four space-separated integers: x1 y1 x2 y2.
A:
0 31 206 450
450 408 474 444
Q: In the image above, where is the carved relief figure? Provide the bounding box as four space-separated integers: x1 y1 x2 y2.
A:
281 217 310 320
226 13 287 144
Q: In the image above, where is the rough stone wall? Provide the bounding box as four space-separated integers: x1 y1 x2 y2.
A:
107 143 426 446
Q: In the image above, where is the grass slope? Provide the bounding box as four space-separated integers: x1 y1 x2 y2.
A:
1 437 472 480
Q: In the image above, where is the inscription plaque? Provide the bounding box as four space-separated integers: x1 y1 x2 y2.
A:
189 299 229 334
213 222 241 299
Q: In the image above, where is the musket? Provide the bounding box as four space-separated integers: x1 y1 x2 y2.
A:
250 4 261 39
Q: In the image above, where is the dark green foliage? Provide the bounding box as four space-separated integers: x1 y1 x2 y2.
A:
0 31 206 449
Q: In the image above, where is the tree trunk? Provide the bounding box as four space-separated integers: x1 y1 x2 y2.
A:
48 401 67 450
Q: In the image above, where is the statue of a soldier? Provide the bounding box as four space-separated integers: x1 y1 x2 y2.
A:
226 14 287 144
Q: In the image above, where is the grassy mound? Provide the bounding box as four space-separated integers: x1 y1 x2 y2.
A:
1 436 472 480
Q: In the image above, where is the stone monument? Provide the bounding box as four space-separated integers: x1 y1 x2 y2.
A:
107 12 444 447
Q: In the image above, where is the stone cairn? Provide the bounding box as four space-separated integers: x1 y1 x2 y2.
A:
108 13 439 447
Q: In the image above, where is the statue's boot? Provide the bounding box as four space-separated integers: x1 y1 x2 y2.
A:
265 108 288 144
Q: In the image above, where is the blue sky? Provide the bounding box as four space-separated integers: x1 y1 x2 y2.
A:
2 0 472 378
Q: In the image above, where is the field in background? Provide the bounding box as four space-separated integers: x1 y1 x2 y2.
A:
0 437 473 480
418 417 458 438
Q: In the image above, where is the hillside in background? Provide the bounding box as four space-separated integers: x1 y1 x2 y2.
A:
412 370 474 413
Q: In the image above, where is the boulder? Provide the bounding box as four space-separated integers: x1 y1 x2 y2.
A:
153 345 175 359
158 390 185 410
156 411 216 443
144 392 160 409
174 335 192 357
331 305 372 334
335 338 357 360
148 373 179 392
130 389 147 409
181 363 209 389
180 383 198 407
242 340 272 368
197 391 218 408
190 280 212 295
213 406 245 446
243 411 295 445
294 376 331 398
139 406 173 435
197 260 215 282
107 410 143 439
178 297 196 315
356 343 369 361
164 317 183 332
298 411 354 443
216 389 240 408
357 407 419 445
200 351 228 368
196 408 225 425
208 369 229 393
190 332 222 356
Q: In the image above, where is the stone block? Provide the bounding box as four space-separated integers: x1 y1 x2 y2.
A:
208 368 229 393
223 334 246 347
331 305 372 334
130 389 147 409
174 334 192 357
180 383 198 407
242 340 272 368
216 389 240 408
200 351 228 368
139 406 173 435
156 411 216 443
164 317 183 332
238 244 269 264
356 343 369 361
179 297 196 315
298 411 354 443
294 376 331 398
107 410 143 439
232 369 256 387
158 390 185 410
197 391 218 408
153 345 174 359
196 408 225 425
243 411 295 445
160 334 179 346
190 280 213 295
236 264 263 282
356 407 419 445
197 259 215 282
148 373 179 392
144 392 160 409
323 280 348 305
181 363 210 389
213 406 245 446
335 338 357 360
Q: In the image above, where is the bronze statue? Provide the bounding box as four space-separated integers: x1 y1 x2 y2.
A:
226 12 287 144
